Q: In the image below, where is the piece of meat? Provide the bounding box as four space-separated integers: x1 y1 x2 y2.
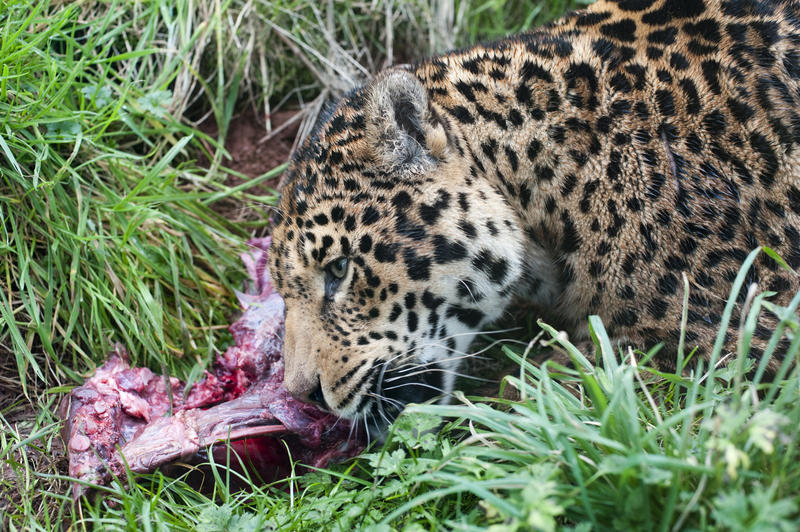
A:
59 238 362 499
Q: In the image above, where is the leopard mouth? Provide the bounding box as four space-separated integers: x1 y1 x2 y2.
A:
353 358 445 442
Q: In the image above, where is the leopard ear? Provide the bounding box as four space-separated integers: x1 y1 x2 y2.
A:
365 69 446 173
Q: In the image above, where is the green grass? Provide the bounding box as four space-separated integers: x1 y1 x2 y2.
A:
0 0 276 526
2 0 799 530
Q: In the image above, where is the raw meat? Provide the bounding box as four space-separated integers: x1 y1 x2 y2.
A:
59 238 362 499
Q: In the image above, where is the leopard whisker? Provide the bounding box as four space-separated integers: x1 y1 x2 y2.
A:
386 336 505 368
346 416 359 449
381 382 450 396
363 411 372 449
366 391 405 410
382 367 495 383
388 337 522 373
453 277 480 303
368 409 383 440
386 351 492 373
368 395 395 426
327 414 344 434
377 326 517 368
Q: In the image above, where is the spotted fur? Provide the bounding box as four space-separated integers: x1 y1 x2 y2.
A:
270 0 800 433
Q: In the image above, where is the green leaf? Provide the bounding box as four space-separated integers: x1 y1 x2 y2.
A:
368 449 407 476
80 84 112 108
135 89 172 118
762 246 793 273
45 120 81 140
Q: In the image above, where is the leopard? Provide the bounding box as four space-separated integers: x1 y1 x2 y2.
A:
268 0 800 435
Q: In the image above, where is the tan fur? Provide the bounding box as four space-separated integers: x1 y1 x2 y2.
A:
270 0 800 429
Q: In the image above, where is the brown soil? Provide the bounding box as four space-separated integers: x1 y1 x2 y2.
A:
0 350 68 519
197 108 300 225
198 109 300 185
198 108 299 193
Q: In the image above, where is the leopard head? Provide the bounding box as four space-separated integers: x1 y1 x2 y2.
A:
269 69 524 434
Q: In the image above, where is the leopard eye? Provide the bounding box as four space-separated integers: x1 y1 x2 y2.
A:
326 257 349 279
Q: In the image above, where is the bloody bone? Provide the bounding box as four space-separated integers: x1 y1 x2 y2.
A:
59 238 362 499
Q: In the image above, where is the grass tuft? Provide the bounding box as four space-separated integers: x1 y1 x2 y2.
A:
0 0 269 526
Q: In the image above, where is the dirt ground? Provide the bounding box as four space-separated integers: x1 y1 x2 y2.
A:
198 108 299 194
195 108 300 227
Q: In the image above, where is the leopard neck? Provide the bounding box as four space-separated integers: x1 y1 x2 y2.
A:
411 37 600 312
413 40 592 233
